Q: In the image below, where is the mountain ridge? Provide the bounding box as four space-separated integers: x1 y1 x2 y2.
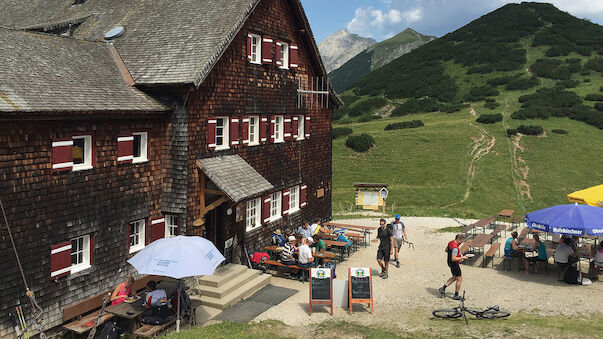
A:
318 29 376 73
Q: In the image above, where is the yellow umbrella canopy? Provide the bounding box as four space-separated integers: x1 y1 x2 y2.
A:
567 184 603 207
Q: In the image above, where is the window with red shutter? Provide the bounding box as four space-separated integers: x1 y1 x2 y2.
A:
242 117 250 145
262 195 271 224
284 116 292 141
89 234 95 266
230 117 240 147
270 116 276 142
208 117 217 150
300 184 307 208
304 116 311 139
275 41 282 67
262 37 273 64
151 217 166 243
52 139 73 171
50 241 72 280
260 116 268 144
289 44 298 69
282 189 290 215
292 116 299 139
117 135 134 164
248 33 261 64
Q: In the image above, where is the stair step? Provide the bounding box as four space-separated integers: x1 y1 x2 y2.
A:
198 269 260 299
199 274 271 309
197 263 247 288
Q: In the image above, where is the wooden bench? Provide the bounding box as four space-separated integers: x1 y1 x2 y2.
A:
133 317 176 338
490 225 506 239
263 259 311 282
459 240 473 255
484 242 501 268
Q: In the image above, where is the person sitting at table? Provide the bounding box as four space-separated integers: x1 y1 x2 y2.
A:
526 233 548 274
297 223 313 239
110 274 134 305
504 231 526 271
281 236 297 266
554 237 577 272
297 237 315 269
588 241 603 280
144 280 168 309
271 229 286 246
311 234 326 253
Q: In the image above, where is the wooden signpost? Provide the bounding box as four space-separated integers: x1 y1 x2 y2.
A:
309 268 333 315
348 267 373 314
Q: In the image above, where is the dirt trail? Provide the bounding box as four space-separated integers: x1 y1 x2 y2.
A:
510 133 532 199
446 107 496 207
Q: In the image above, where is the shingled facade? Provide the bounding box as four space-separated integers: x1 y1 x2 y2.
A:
0 0 339 336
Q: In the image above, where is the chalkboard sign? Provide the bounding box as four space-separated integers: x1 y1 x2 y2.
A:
309 268 333 315
348 267 373 314
223 237 233 264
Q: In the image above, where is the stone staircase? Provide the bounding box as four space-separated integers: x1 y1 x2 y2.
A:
191 263 270 311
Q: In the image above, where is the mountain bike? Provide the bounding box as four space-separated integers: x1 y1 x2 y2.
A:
432 291 510 324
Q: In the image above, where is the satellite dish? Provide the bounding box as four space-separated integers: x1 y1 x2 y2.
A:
104 26 124 40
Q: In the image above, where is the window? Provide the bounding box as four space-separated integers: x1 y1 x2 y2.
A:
246 198 261 231
72 135 92 170
274 115 284 143
280 42 289 69
297 115 305 140
289 185 299 213
215 117 229 150
132 132 148 163
250 33 261 64
165 215 178 238
249 116 259 145
129 219 145 253
270 192 281 221
70 235 90 273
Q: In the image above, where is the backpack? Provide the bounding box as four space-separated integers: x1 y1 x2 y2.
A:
98 321 121 339
324 261 336 279
563 265 581 285
336 234 351 247
171 288 191 313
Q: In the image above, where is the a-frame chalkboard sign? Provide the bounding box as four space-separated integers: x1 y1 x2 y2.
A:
348 267 373 314
309 268 333 315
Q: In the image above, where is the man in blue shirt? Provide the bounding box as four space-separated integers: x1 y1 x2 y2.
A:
297 222 313 239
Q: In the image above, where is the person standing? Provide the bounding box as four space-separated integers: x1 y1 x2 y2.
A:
439 234 468 300
372 218 393 279
391 214 408 268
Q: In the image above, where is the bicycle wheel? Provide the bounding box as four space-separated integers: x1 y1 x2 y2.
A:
465 308 482 317
481 309 510 319
432 308 462 318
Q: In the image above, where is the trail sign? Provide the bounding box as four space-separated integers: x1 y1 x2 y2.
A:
309 268 333 315
379 187 388 199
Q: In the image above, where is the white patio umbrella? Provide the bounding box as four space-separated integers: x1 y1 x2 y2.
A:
127 236 225 332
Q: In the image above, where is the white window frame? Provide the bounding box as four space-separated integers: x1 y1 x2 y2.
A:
246 198 262 232
270 192 282 221
289 185 300 213
72 135 93 171
165 215 178 238
215 117 229 150
250 33 261 64
129 219 146 254
248 116 260 146
274 115 284 143
280 42 289 69
70 234 91 274
297 115 305 140
132 132 148 163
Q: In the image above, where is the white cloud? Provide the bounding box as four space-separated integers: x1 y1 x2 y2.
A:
346 6 422 38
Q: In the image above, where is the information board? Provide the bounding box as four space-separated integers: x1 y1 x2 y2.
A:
348 267 373 314
309 268 333 315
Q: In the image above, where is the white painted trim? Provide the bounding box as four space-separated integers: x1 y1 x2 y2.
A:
52 140 73 147
52 162 73 169
242 118 250 122
117 136 134 142
282 211 289 215
117 155 134 162
50 266 71 278
231 141 239 145
264 198 271 203
290 64 298 68
301 202 307 207
231 118 240 123
306 116 311 120
263 58 272 62
260 138 267 142
51 244 72 254
248 34 253 38
284 118 292 122
72 164 93 171
293 117 299 121
301 185 307 189
261 118 268 122
208 119 217 124
262 38 274 43
283 191 290 196
243 140 250 144
151 218 165 225
284 133 291 137
263 218 271 223
291 45 298 50
70 263 91 275
276 42 282 46
305 134 310 137
208 143 217 148
271 120 276 123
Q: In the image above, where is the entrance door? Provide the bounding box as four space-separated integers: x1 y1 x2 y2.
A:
204 203 226 253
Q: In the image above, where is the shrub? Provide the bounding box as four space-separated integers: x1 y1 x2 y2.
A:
600 86 603 92
487 74 521 86
391 98 440 116
506 77 539 90
552 129 568 134
440 102 468 113
332 127 353 139
595 103 603 111
464 85 499 102
332 109 346 121
585 94 603 101
484 101 501 109
517 125 544 135
545 45 570 57
358 115 380 123
506 128 518 137
485 98 495 103
555 80 579 89
476 113 503 124
345 134 375 152
384 120 424 130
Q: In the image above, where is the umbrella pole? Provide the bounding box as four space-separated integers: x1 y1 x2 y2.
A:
176 279 181 333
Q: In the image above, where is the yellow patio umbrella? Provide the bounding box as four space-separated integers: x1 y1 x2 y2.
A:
567 184 603 207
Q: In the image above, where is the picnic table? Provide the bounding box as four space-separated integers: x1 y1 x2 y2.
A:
468 215 496 234
62 312 114 335
322 239 349 261
105 297 146 333
324 222 376 243
262 246 337 260
468 233 494 258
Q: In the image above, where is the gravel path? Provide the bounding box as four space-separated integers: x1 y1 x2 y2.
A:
253 217 603 328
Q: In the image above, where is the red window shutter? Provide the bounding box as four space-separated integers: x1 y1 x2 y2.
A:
176 216 181 235
284 116 292 141
292 116 299 139
262 195 271 224
247 33 252 62
151 217 165 243
300 184 307 208
304 116 311 139
260 116 268 144
145 219 150 245
126 222 130 250
289 44 298 69
242 117 250 145
90 234 95 266
282 190 290 215
208 117 217 150
270 116 276 142
117 135 134 164
50 241 71 280
275 41 282 66
52 139 73 172
262 37 273 64
230 117 240 147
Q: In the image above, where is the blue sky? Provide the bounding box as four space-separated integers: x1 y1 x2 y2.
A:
301 0 603 43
